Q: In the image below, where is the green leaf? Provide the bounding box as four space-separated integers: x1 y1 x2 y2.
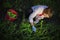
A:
7 12 16 18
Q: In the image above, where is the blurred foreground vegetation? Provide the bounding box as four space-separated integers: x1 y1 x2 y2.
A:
0 20 60 40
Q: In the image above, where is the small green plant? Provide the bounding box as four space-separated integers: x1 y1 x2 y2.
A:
20 21 32 33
